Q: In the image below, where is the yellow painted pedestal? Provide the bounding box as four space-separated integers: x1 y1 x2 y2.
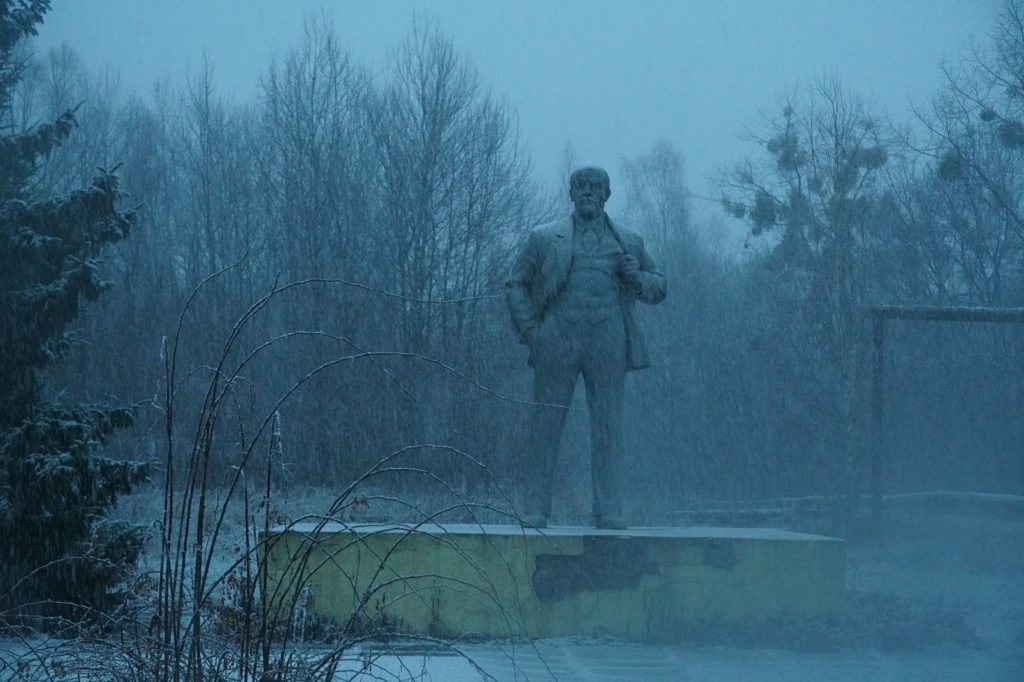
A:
260 523 845 641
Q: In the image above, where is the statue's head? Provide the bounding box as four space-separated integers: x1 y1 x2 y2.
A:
569 166 610 220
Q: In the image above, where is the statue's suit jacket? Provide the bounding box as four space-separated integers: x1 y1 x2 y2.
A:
506 214 667 371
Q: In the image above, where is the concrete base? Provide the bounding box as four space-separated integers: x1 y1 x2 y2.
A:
260 523 845 641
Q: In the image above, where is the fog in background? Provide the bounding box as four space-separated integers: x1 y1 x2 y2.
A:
35 1 994 219
13 0 1021 514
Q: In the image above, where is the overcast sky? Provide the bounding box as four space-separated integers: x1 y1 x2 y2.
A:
33 0 997 219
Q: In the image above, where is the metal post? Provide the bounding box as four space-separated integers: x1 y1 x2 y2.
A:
870 312 885 527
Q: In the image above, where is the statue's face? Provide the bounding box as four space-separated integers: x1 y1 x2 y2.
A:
570 169 610 220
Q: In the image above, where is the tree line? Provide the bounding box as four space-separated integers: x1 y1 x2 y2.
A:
8 5 1024 537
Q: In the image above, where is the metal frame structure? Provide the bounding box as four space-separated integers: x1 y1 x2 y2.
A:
868 305 1024 524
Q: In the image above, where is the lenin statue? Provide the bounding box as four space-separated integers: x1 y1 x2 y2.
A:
506 166 667 529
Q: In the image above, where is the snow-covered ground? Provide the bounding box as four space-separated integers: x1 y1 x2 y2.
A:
337 639 1020 681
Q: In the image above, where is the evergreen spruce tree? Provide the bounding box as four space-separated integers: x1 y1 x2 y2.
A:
0 0 148 618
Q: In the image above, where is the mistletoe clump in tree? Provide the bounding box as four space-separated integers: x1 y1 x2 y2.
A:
0 0 148 618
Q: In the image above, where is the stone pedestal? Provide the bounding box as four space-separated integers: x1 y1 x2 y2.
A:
260 523 845 641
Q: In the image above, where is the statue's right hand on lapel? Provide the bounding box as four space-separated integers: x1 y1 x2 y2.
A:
618 253 641 283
